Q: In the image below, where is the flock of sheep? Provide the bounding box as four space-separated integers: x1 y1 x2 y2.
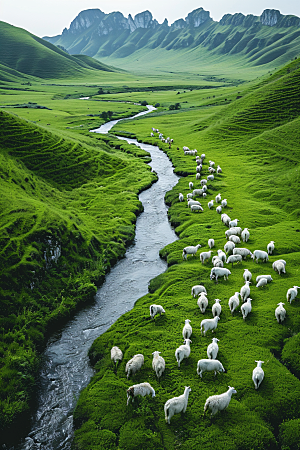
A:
109 131 299 425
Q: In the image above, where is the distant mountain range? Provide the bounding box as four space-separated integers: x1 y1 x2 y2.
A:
43 7 300 67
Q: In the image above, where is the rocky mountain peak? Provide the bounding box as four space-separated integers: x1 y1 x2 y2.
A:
185 7 211 27
68 9 105 34
260 9 281 26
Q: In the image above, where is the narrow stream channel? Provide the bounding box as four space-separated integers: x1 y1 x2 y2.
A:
17 107 179 449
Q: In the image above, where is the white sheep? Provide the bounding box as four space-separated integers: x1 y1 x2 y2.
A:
125 354 144 379
226 254 242 266
228 292 240 314
193 188 203 197
215 193 222 203
150 304 165 320
182 244 201 260
216 205 222 214
188 200 202 208
221 213 231 226
191 284 207 297
217 165 222 173
212 299 222 317
203 192 207 198
275 302 286 323
241 228 250 242
243 269 252 282
197 359 225 378
256 275 273 283
200 316 220 336
210 267 231 283
267 241 275 255
197 292 209 313
212 256 224 268
207 338 219 359
217 249 226 263
208 168 216 174
229 219 239 228
241 298 252 320
209 160 215 167
201 153 206 159
204 386 237 417
233 248 253 260
179 193 184 202
252 360 264 390
189 182 193 190
225 227 242 239
182 319 192 339
229 235 241 244
191 205 203 213
286 286 300 304
240 280 251 302
208 239 215 249
202 184 208 193
187 193 193 199
208 200 214 209
152 351 166 379
207 174 214 181
111 346 123 366
221 199 227 208
252 250 269 263
272 259 286 275
200 250 213 264
256 278 268 288
127 382 155 405
175 338 192 367
164 386 191 424
224 241 235 255
196 172 201 180
200 179 207 187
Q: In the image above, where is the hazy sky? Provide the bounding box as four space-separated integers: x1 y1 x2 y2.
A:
2 1 300 37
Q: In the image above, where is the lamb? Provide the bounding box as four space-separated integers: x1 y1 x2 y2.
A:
152 351 166 379
226 254 242 266
191 284 207 297
197 292 208 313
212 256 224 268
212 299 222 317
111 346 123 366
207 174 214 181
252 360 264 390
275 302 286 323
225 227 242 239
241 298 252 320
127 382 155 405
229 219 239 228
228 292 240 314
197 359 225 378
175 338 192 367
217 249 226 263
208 239 215 249
252 250 269 263
191 205 203 213
208 200 214 209
215 193 222 203
233 248 253 260
229 235 241 244
200 316 220 336
256 278 268 288
179 193 184 202
189 182 193 190
221 199 227 208
267 241 275 255
210 267 231 283
204 386 237 417
207 338 219 360
243 269 252 282
150 304 165 320
240 280 251 302
125 354 144 379
241 228 250 243
182 244 201 260
272 259 286 275
224 241 235 255
182 319 193 340
221 213 231 226
216 205 222 214
256 275 273 283
193 188 204 197
286 286 300 304
200 250 213 264
164 386 191 424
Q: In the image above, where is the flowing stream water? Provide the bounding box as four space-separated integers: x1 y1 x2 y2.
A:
16 106 179 449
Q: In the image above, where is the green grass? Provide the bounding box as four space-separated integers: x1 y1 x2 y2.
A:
72 59 300 449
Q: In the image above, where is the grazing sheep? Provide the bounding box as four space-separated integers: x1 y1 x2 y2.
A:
212 299 222 317
201 153 206 159
243 269 252 282
286 286 300 304
217 165 222 174
221 199 227 208
197 359 225 378
209 160 215 167
188 200 202 208
202 185 207 193
182 244 201 260
152 351 166 379
200 316 220 336
241 298 252 320
175 339 192 367
111 346 123 366
256 278 268 288
229 219 239 228
203 192 207 198
182 319 193 340
164 386 191 424
226 254 242 266
196 165 202 173
252 250 269 263
200 179 207 186
267 241 275 255
189 182 193 190
240 280 251 302
196 172 201 180
224 241 235 255
191 284 207 297
208 239 215 249
127 382 155 405
241 228 250 242
187 193 193 199
193 188 203 197
207 338 219 360
217 249 227 263
207 174 214 181
216 205 222 214
229 235 241 245
179 193 184 202
191 205 203 213
210 267 231 283
221 213 231 226
208 167 216 174
208 200 214 209
125 354 144 379
256 275 273 283
200 250 213 264
204 386 237 417
212 256 224 268
197 293 209 314
272 259 286 275
215 193 222 203
252 360 264 390
275 302 286 323
225 227 242 239
233 248 253 260
150 304 165 320
228 292 240 314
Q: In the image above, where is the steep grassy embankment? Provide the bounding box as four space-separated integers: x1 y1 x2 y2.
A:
0 109 157 442
73 59 300 449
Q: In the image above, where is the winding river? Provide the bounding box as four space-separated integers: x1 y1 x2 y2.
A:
18 107 179 449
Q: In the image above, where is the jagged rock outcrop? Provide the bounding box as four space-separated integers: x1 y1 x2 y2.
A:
171 19 186 30
68 9 105 34
185 7 211 27
260 9 281 26
97 12 130 36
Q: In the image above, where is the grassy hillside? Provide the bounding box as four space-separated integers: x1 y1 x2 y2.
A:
73 59 300 449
